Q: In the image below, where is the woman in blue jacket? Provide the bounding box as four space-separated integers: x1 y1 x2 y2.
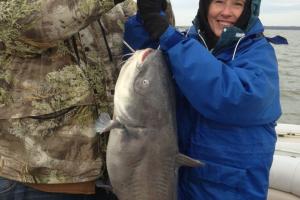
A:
124 0 285 199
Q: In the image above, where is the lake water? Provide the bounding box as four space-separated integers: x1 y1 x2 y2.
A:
265 29 300 125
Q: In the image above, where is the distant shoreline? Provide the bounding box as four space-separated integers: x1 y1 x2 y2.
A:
264 26 300 30
176 26 300 31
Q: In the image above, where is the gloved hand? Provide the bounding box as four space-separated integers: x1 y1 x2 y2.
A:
137 0 169 40
142 13 169 40
114 0 125 5
137 0 167 15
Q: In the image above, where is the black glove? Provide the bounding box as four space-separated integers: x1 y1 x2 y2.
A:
142 13 169 40
114 0 125 5
137 0 169 40
137 0 167 16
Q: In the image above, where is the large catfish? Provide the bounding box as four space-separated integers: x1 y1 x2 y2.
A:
97 49 202 200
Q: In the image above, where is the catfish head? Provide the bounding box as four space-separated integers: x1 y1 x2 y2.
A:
114 48 175 128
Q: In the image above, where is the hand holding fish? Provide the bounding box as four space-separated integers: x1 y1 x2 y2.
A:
137 0 169 40
137 0 167 14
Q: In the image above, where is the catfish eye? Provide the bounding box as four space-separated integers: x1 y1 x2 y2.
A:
143 79 149 87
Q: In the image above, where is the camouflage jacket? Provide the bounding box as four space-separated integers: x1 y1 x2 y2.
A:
0 0 174 184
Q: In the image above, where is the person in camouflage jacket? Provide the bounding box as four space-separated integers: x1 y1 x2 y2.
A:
0 0 175 199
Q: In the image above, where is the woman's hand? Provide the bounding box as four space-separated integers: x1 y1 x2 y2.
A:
137 0 169 40
137 0 167 14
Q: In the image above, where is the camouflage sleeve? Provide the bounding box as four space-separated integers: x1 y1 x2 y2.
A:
0 0 115 52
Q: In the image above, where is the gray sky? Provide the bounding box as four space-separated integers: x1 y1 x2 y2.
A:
171 0 300 26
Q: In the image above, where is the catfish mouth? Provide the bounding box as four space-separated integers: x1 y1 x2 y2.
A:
135 48 156 73
141 48 155 63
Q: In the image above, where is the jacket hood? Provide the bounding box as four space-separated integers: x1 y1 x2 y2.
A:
246 0 261 31
251 0 261 17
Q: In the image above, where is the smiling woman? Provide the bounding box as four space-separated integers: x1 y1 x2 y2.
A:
207 0 247 37
195 0 251 48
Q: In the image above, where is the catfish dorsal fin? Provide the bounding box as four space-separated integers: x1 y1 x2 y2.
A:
95 112 122 134
176 153 204 167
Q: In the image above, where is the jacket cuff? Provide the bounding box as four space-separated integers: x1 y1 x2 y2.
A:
159 26 184 50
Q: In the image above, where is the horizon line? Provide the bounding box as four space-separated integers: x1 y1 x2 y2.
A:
176 25 300 30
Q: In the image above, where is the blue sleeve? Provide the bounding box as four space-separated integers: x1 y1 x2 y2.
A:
159 27 281 125
123 13 159 55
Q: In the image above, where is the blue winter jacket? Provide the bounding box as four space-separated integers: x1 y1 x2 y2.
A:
124 12 282 200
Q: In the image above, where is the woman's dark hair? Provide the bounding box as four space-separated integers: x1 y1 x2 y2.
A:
194 0 252 49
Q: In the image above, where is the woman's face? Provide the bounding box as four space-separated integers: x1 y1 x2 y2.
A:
208 0 246 37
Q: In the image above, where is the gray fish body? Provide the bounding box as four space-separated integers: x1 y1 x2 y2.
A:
105 49 201 200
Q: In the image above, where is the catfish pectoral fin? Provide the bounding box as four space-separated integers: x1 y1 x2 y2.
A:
176 153 204 167
95 113 122 134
